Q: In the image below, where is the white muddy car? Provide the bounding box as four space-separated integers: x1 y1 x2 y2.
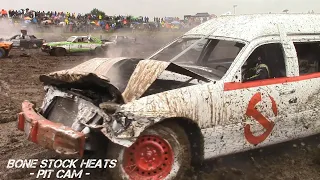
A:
18 14 319 180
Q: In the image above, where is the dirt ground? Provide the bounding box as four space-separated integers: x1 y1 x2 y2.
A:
0 32 319 180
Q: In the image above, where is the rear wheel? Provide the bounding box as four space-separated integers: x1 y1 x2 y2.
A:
107 122 191 180
28 43 35 49
0 48 6 58
54 48 66 56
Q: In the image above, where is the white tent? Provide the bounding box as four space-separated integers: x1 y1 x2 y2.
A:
221 11 232 16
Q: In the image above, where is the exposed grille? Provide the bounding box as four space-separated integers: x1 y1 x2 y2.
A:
44 96 105 129
45 97 79 127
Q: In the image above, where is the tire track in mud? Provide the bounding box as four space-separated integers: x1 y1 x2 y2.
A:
0 34 319 180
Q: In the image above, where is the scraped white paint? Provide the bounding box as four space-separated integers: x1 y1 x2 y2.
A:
117 14 320 159
39 14 320 161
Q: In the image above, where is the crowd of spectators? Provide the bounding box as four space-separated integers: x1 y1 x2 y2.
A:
0 8 192 32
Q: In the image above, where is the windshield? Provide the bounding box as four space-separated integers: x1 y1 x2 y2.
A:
66 36 76 42
150 38 204 61
149 37 245 80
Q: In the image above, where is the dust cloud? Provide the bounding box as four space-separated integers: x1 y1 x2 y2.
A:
0 19 18 39
0 17 183 59
103 30 183 58
0 18 64 41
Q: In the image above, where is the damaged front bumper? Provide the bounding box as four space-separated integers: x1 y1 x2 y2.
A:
17 86 139 157
41 45 51 53
18 100 85 157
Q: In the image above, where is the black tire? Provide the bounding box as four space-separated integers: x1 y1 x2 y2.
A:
0 48 6 58
49 50 55 56
107 121 191 180
94 47 104 57
54 48 66 56
4 50 9 57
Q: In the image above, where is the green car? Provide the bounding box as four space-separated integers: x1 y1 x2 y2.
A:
41 36 114 56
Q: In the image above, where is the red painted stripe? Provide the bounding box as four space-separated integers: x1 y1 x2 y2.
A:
17 113 25 131
224 72 320 91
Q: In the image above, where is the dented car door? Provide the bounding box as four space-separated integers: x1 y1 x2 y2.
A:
222 37 299 155
286 37 320 137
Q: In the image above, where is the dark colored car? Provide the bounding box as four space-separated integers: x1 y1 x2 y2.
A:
8 34 46 49
106 35 136 45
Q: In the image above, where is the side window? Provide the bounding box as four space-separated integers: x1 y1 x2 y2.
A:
241 43 286 82
82 37 89 43
75 38 82 43
294 42 320 75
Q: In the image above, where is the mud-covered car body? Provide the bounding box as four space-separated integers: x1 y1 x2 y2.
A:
0 41 13 58
18 14 320 179
7 34 45 49
41 36 113 56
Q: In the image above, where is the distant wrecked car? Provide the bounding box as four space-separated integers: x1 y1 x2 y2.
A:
18 14 320 180
7 34 45 49
106 35 137 45
0 41 13 58
41 35 113 56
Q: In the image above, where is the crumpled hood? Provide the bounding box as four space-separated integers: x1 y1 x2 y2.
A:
39 57 211 103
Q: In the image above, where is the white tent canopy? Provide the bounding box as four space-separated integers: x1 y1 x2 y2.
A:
221 11 232 16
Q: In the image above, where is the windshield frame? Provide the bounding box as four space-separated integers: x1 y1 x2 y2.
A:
147 35 248 81
148 35 247 61
147 35 183 60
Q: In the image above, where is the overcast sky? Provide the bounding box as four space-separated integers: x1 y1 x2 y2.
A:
2 0 319 18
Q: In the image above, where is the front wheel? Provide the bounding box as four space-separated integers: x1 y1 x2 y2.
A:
49 50 55 56
28 43 35 49
95 47 105 57
107 122 191 180
54 48 66 56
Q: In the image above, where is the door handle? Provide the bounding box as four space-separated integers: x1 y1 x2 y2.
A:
279 89 296 95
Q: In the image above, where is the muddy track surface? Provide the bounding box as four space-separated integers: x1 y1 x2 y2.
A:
0 32 319 180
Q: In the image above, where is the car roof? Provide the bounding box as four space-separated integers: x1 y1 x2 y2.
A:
184 13 320 42
13 34 35 37
71 36 88 38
